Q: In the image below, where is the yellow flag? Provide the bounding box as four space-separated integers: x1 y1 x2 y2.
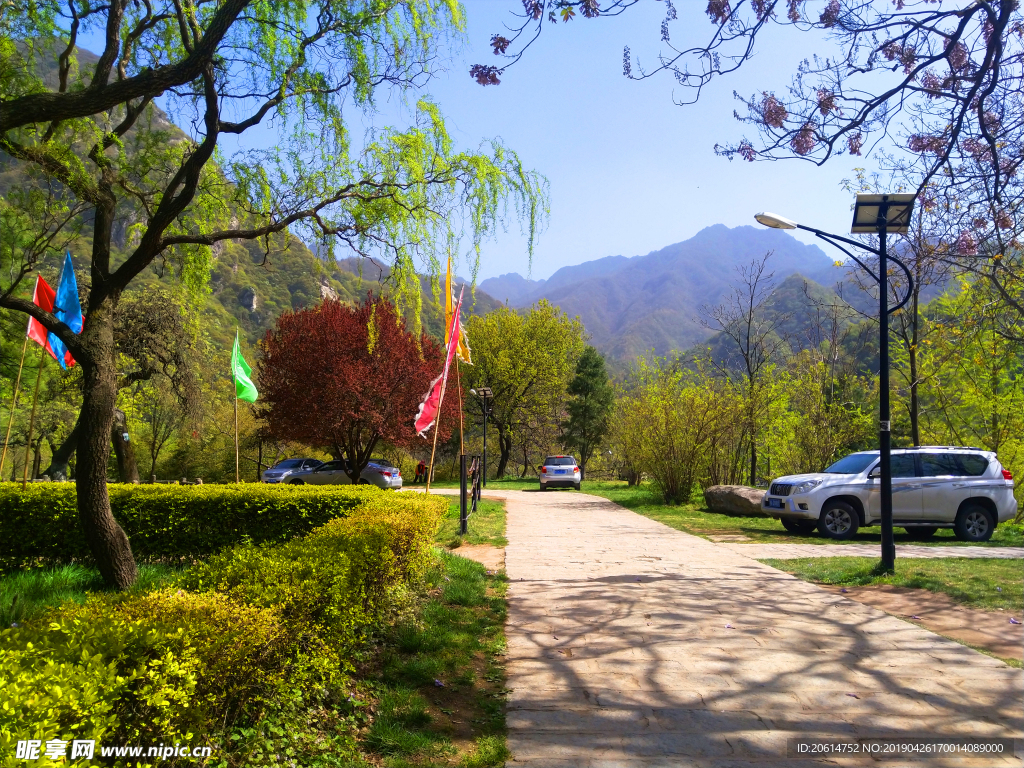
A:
445 257 472 365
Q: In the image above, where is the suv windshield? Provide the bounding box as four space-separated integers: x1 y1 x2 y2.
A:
545 457 576 466
276 459 304 469
824 453 876 475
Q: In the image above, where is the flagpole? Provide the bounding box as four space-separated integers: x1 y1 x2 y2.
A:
426 409 440 493
22 345 45 490
1 334 30 479
456 358 464 457
234 391 239 484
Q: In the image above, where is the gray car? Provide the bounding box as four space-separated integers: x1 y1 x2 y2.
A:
288 458 402 490
261 458 322 483
539 455 581 491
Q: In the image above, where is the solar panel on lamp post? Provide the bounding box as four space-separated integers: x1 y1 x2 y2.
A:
755 194 916 572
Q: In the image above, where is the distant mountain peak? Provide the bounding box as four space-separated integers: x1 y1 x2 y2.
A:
479 224 848 361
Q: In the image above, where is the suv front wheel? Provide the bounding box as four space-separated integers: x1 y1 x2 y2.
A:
954 505 994 542
818 501 859 540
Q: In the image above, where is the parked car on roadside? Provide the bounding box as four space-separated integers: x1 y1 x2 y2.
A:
761 446 1015 542
539 455 581 491
261 458 322 483
287 458 402 490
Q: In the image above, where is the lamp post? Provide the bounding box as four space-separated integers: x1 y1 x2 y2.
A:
755 194 915 572
469 387 493 487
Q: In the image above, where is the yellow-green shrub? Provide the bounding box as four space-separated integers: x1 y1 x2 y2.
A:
0 490 447 767
0 613 202 766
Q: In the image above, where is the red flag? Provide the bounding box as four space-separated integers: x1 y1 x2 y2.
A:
414 287 463 436
26 275 73 366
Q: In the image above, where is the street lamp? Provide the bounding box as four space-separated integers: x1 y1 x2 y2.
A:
755 193 916 572
469 387 493 487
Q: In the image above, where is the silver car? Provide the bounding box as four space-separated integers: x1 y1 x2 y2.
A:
539 455 581 491
262 458 322 483
288 458 402 490
761 447 1016 541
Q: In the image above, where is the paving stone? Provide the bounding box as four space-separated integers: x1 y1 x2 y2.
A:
480 489 1024 766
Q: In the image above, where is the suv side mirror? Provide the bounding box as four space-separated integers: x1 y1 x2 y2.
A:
868 467 881 479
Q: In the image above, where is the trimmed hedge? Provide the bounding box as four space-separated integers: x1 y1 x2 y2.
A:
1 491 448 767
0 483 403 565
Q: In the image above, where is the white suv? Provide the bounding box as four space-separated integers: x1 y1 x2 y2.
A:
761 447 1016 542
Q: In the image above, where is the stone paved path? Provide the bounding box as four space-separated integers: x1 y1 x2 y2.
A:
494 489 1024 767
721 542 1024 560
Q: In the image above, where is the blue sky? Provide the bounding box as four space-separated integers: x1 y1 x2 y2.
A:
78 2 877 282
406 2 873 282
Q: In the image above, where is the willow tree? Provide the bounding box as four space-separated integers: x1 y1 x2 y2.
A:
0 0 546 589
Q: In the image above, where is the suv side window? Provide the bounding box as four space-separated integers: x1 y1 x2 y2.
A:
891 454 917 478
955 454 989 476
920 453 960 476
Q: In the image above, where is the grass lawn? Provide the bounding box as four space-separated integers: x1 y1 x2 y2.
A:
435 497 508 548
0 563 181 627
575 480 1024 548
761 556 1024 613
365 551 510 768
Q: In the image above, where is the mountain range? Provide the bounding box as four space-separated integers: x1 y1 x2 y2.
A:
481 224 861 361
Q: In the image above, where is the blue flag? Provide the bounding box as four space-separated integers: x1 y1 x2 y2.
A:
48 252 83 369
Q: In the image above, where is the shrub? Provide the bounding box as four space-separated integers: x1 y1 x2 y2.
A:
0 491 447 767
181 498 445 657
0 484 437 566
0 612 204 763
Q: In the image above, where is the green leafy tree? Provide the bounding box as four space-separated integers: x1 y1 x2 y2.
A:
464 301 584 478
561 345 612 479
0 1 546 589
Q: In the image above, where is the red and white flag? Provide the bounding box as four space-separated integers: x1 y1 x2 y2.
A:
414 286 464 436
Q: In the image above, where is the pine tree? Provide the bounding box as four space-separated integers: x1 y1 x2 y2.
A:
562 346 614 480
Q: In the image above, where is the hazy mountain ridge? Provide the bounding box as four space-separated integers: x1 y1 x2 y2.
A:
485 225 853 360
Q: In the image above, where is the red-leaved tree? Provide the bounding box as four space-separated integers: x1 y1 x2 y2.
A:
259 296 457 482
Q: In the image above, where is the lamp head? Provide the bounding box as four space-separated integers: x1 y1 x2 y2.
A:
755 212 798 230
469 388 477 396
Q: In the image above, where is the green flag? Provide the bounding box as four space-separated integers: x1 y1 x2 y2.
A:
232 331 258 403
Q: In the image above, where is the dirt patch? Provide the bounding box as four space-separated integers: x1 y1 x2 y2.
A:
824 584 1023 661
447 544 505 572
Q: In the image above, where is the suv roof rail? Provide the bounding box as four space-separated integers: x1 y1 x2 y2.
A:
914 445 989 452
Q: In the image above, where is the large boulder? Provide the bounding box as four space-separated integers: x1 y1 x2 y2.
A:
704 485 767 517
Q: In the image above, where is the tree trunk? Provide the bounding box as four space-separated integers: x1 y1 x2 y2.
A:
111 408 140 483
32 437 42 480
495 431 512 479
749 439 757 488
77 304 137 590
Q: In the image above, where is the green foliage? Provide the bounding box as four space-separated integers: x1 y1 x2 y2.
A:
0 611 205 765
0 493 446 767
915 276 1024 516
0 483 442 565
561 346 614 477
614 359 735 504
464 301 586 477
